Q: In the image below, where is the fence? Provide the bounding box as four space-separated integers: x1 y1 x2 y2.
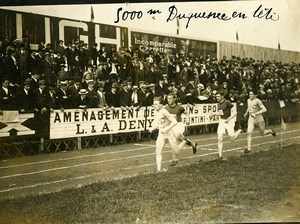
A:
1 101 299 159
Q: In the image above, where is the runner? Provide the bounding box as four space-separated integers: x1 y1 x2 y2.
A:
210 91 244 160
243 91 276 153
165 93 197 163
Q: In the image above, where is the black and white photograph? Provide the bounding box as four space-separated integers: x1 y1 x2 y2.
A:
0 0 299 223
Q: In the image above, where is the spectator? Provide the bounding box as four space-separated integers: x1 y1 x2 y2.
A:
74 89 93 109
56 81 73 110
95 83 108 109
33 79 53 114
16 45 29 84
119 80 133 109
130 85 140 108
82 64 95 88
16 78 34 112
68 76 81 98
56 40 65 56
90 43 98 66
57 64 69 84
138 83 152 106
4 46 18 85
0 79 16 110
105 82 120 109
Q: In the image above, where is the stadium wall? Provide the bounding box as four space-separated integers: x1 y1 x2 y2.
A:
219 41 300 63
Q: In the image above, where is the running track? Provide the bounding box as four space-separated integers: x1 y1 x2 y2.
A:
0 123 299 201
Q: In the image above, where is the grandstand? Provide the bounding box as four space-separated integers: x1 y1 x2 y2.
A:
0 7 300 159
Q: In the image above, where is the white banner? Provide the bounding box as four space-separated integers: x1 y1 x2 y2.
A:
49 103 236 139
50 107 155 139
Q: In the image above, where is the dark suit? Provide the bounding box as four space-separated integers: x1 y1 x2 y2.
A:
155 83 166 97
15 88 34 112
138 90 152 106
96 91 107 108
74 94 95 109
33 88 52 111
119 88 133 107
56 88 73 109
106 90 120 107
4 55 18 84
0 86 16 110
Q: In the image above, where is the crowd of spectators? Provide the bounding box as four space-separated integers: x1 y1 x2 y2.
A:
1 36 300 114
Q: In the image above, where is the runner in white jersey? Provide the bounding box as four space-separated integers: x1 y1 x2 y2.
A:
149 96 181 172
165 93 197 166
210 91 244 160
243 91 276 153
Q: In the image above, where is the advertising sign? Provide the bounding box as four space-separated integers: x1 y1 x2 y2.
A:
49 103 236 139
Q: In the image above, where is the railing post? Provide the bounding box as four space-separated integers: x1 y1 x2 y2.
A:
110 134 113 144
77 137 82 150
40 137 44 152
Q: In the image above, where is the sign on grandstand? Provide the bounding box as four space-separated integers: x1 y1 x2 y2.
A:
49 104 236 139
0 112 35 138
49 107 155 139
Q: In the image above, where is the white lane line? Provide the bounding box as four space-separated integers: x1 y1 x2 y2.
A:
0 129 299 178
0 145 154 169
0 152 156 179
1 135 299 194
0 163 158 193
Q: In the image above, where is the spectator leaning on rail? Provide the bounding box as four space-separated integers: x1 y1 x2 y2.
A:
33 79 53 114
105 82 121 110
95 82 108 109
74 89 92 110
15 78 35 112
0 78 16 111
55 80 73 110
119 80 133 110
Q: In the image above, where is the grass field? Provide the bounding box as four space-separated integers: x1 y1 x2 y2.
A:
1 144 299 224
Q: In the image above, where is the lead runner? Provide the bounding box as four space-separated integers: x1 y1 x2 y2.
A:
149 96 190 172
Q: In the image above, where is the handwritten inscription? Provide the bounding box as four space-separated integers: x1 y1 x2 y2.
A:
114 4 280 28
114 7 143 23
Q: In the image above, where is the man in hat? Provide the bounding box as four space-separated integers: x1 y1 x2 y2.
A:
138 83 152 107
95 83 108 109
74 89 92 109
4 46 18 85
57 63 69 85
119 80 133 109
86 79 98 108
17 45 29 84
176 84 188 104
33 79 53 114
156 76 167 98
0 79 16 110
106 82 120 110
130 85 140 109
192 83 209 103
68 76 82 98
56 80 73 110
16 78 34 112
82 64 95 88
56 40 65 56
94 62 104 81
90 43 98 66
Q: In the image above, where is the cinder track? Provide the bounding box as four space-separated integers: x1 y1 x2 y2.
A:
0 123 299 201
